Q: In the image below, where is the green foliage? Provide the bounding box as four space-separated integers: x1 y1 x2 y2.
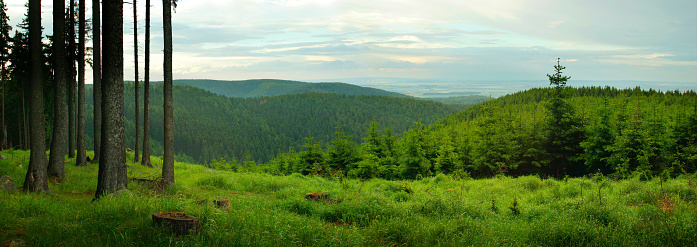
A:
262 85 695 180
547 58 571 88
399 123 431 179
85 84 457 165
208 158 239 172
3 153 696 246
298 136 325 175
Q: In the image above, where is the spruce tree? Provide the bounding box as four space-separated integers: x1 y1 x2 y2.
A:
543 58 586 177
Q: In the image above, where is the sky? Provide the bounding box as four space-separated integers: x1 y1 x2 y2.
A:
4 0 697 86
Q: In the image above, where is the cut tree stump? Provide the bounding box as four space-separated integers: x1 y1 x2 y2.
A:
214 198 231 209
305 192 329 201
152 211 201 235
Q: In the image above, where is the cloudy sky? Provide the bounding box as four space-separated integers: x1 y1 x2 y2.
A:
5 0 697 85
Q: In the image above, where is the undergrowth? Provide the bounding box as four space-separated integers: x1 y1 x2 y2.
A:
1 149 696 246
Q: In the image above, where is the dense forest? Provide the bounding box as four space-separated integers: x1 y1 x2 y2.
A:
257 86 697 180
81 84 461 164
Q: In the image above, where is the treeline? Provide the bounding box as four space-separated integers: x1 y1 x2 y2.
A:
254 86 696 180
169 79 408 98
83 84 460 164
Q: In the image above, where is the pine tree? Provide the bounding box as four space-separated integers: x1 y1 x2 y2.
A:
161 0 177 187
133 0 140 163
76 0 87 166
327 127 359 175
95 0 126 199
0 0 10 150
141 0 152 167
23 0 50 193
90 0 101 163
48 0 68 178
543 58 585 177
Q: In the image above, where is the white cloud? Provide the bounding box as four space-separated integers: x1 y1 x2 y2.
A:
2 0 695 83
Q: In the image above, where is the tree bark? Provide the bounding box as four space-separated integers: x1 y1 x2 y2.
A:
24 0 50 193
76 0 86 166
0 0 5 150
162 0 174 186
141 0 151 167
95 0 126 199
48 0 68 178
68 0 75 158
91 0 101 164
133 0 140 163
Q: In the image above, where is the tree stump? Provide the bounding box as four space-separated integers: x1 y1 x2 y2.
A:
305 192 329 201
214 198 231 209
152 211 201 235
1 175 17 193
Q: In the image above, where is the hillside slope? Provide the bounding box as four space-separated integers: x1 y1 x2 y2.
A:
84 84 458 164
264 86 697 179
167 79 409 98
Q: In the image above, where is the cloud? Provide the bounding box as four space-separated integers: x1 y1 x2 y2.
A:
3 0 695 84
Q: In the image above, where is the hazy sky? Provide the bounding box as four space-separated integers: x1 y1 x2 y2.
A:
5 0 697 84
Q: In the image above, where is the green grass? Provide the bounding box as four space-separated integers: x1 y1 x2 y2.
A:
1 149 696 246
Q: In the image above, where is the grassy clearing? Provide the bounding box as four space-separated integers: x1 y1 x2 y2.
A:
1 149 696 246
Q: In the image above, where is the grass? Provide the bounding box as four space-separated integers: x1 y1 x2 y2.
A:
1 149 696 246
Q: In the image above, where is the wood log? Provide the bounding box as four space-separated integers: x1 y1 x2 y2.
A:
152 211 201 235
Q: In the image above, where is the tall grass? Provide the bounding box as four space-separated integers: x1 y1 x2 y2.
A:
1 149 696 246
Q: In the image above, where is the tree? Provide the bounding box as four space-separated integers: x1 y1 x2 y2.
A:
95 0 126 199
0 0 10 150
76 0 86 166
141 0 152 167
23 0 50 193
580 99 614 174
298 136 325 175
162 0 176 187
543 58 585 177
68 0 75 158
673 104 697 174
327 127 359 175
48 0 68 178
90 0 101 163
133 0 140 163
399 123 430 179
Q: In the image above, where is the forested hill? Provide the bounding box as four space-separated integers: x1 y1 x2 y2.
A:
156 79 410 98
423 86 697 178
84 84 459 164
262 86 696 180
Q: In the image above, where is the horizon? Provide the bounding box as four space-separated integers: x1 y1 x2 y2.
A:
116 77 697 98
4 0 697 87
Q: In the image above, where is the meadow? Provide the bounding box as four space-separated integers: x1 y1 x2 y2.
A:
1 149 696 246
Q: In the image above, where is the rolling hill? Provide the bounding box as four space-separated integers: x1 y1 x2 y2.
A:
165 79 410 98
84 83 459 164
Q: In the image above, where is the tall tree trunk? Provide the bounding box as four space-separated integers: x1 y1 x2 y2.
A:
91 0 101 164
48 0 68 178
95 0 126 199
1 63 5 150
133 0 140 163
68 0 75 158
24 0 50 193
141 0 152 167
162 0 174 187
21 84 26 149
76 0 86 166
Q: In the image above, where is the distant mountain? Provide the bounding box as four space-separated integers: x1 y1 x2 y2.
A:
167 79 409 98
